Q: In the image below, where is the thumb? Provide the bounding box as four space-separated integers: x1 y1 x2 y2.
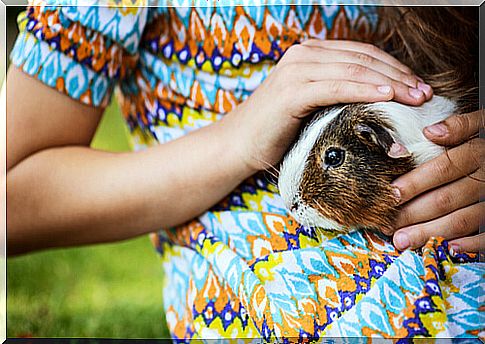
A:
423 109 484 146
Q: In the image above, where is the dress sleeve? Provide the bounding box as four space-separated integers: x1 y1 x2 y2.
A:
10 2 149 108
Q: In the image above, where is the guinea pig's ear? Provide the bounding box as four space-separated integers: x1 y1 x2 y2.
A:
355 123 411 159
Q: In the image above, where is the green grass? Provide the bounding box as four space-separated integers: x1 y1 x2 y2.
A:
7 99 171 338
91 97 133 153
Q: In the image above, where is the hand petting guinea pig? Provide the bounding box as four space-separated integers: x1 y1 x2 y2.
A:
278 95 456 233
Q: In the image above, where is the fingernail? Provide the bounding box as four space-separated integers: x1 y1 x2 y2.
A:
394 232 410 250
392 187 401 204
409 88 424 100
449 243 460 256
378 85 392 95
417 82 432 98
425 122 448 137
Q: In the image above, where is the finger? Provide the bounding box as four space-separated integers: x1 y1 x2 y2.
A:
423 109 485 146
392 139 482 203
296 63 425 106
393 202 483 250
325 50 418 89
394 176 480 229
301 80 394 109
418 79 433 100
280 43 420 89
301 39 414 76
301 40 431 100
449 232 485 254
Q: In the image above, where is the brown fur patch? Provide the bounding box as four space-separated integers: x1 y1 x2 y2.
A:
299 104 415 231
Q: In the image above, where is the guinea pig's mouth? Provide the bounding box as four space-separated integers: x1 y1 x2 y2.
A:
286 198 343 231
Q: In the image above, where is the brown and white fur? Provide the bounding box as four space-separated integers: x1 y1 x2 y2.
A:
278 96 456 232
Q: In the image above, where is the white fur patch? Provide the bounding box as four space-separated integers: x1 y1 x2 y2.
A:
370 96 456 165
278 107 344 230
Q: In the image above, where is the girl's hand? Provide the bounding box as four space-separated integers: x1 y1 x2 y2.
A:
391 109 484 253
226 40 432 172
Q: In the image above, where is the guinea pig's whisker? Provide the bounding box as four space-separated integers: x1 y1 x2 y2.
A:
265 170 280 181
266 179 278 189
255 158 280 180
261 176 278 191
306 217 312 229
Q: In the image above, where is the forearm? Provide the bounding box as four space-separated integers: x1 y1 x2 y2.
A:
7 38 430 255
7 113 254 255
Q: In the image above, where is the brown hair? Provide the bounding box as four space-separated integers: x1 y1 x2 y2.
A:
376 7 479 112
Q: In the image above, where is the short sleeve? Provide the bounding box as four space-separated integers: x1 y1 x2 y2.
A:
10 2 149 107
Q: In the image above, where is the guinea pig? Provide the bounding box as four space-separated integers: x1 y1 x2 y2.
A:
278 95 456 232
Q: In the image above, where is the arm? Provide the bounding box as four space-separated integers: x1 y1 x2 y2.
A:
7 66 253 255
8 40 428 255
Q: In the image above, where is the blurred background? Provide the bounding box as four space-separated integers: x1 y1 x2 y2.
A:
6 6 170 338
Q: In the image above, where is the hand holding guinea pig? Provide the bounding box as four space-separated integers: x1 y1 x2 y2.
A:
278 98 484 253
227 39 431 174
391 109 484 254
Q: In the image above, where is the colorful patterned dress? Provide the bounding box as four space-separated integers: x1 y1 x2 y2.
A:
11 1 484 340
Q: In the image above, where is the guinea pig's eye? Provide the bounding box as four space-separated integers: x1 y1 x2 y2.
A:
324 148 345 168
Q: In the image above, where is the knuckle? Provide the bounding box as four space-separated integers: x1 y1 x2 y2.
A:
284 44 306 61
328 80 343 96
467 138 485 170
414 226 429 247
431 159 449 181
402 65 414 74
398 179 417 201
399 208 413 227
301 39 318 46
355 52 373 65
453 215 471 234
469 137 484 151
366 43 381 56
346 64 366 78
435 190 454 214
451 114 470 136
407 183 419 200
402 73 417 86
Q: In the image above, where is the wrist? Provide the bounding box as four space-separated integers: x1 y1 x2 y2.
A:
219 107 262 177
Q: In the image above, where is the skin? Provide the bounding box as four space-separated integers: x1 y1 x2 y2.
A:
391 109 484 254
7 40 433 256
